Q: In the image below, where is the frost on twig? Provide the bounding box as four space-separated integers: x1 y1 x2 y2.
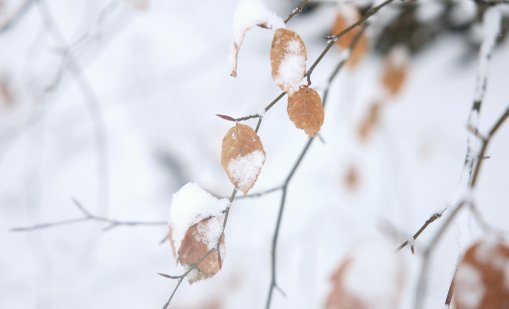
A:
462 6 501 187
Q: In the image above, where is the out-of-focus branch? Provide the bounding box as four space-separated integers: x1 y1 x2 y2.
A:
0 0 35 33
37 0 110 215
11 199 167 232
405 103 509 309
391 7 505 308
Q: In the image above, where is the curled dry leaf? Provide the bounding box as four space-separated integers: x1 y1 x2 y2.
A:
230 0 285 77
287 85 324 137
325 241 405 309
331 5 368 68
455 236 509 309
270 28 307 94
177 217 225 283
381 46 409 97
221 124 265 195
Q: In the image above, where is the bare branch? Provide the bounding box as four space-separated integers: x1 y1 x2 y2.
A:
284 0 310 23
0 0 35 33
37 0 110 215
395 210 445 253
11 199 167 232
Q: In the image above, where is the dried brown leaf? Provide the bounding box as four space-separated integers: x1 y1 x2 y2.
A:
270 28 307 94
287 85 324 137
221 124 265 195
357 101 382 141
381 47 408 97
216 114 236 121
331 7 368 68
0 75 14 107
325 242 405 309
177 217 225 284
455 237 509 309
344 164 360 192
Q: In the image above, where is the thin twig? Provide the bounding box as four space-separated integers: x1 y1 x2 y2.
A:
307 0 396 85
0 0 36 33
284 0 311 23
237 186 283 199
444 267 457 307
395 210 444 252
11 199 167 232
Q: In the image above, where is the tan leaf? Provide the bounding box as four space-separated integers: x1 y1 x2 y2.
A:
331 6 368 68
325 242 405 309
125 0 150 11
270 28 307 94
381 47 408 97
287 85 324 137
0 75 14 107
221 124 265 195
343 164 360 192
455 237 509 309
177 217 225 284
357 101 382 141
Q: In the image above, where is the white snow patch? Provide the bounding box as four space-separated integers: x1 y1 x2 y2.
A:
416 1 444 23
227 150 265 193
196 216 224 250
274 39 306 94
337 4 360 24
168 183 229 255
450 0 477 26
343 241 403 308
388 45 409 68
456 263 485 309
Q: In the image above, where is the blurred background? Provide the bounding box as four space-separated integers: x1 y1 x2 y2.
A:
1 0 508 308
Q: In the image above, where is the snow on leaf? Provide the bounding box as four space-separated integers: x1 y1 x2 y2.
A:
178 217 225 283
325 241 405 309
455 236 509 309
381 46 409 97
168 182 229 276
331 5 368 68
230 0 285 77
270 28 307 94
287 85 324 137
221 124 265 195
